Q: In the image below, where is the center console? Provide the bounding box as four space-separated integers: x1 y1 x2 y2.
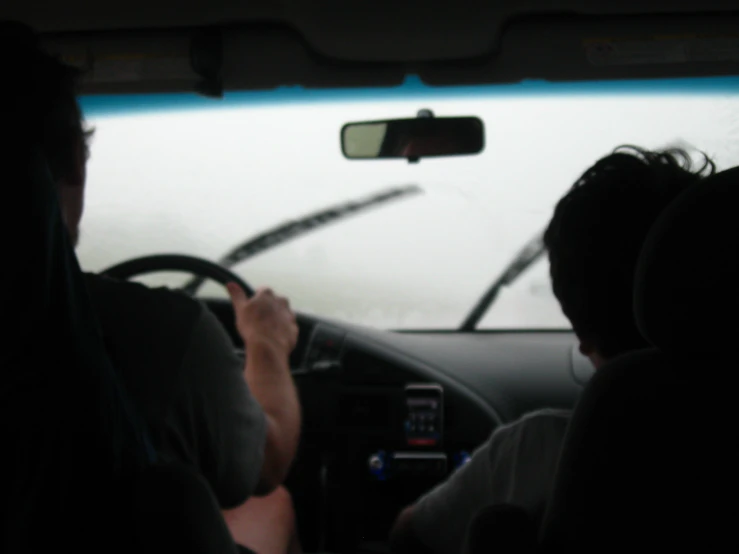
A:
319 380 475 552
366 383 469 482
287 328 490 553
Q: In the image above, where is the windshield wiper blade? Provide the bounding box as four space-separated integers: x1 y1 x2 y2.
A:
181 184 423 295
458 230 546 331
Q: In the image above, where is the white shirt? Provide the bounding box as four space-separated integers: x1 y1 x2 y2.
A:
412 408 571 554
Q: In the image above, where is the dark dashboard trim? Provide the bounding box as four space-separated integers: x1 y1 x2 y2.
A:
204 299 583 425
342 330 503 427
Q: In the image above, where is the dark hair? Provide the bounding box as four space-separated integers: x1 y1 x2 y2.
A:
4 27 92 182
543 145 715 359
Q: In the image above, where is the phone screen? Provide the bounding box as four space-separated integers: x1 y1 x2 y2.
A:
404 384 443 447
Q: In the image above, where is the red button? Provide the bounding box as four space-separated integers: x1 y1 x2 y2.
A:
408 439 436 446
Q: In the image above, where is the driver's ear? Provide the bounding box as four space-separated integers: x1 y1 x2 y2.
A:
578 339 606 369
578 340 593 357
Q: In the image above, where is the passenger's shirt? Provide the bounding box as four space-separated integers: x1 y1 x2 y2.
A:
412 408 571 554
86 273 266 509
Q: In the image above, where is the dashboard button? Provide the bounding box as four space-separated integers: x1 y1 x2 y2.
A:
368 454 384 471
454 451 472 468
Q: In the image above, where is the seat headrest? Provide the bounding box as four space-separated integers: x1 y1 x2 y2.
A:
2 18 155 471
634 166 739 354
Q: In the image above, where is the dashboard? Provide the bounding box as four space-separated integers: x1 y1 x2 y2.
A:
206 299 589 553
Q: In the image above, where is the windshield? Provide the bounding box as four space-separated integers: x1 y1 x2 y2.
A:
77 77 739 330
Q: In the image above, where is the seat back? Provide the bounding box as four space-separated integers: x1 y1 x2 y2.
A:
1 23 243 554
0 26 155 553
465 505 537 554
466 166 739 553
131 462 244 554
539 166 739 550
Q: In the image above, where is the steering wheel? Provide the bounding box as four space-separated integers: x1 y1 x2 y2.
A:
101 254 255 297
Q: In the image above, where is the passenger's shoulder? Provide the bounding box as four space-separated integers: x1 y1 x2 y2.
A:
518 407 572 425
495 408 571 441
485 408 571 467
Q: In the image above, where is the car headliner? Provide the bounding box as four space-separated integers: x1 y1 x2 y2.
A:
4 0 739 94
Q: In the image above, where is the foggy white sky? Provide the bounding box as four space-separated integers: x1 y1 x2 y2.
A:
75 91 739 329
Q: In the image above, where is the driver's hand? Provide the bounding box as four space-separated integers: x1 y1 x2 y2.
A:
226 283 299 356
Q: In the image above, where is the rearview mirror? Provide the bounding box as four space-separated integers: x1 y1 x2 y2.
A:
341 116 484 161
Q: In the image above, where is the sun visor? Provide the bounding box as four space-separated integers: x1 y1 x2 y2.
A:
417 13 739 86
41 26 406 95
41 31 199 94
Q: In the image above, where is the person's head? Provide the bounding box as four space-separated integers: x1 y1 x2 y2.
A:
544 145 715 368
16 41 92 245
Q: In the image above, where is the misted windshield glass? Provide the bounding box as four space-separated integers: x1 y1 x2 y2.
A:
77 77 739 329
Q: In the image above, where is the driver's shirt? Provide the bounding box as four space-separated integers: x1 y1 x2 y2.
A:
85 272 267 509
411 408 571 554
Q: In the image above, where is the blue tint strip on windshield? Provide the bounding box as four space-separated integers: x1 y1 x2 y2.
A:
79 74 739 117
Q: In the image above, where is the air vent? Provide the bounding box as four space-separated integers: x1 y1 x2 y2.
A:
304 323 344 369
292 319 315 367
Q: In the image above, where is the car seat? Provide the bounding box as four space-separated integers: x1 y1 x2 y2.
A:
0 22 249 554
464 166 739 552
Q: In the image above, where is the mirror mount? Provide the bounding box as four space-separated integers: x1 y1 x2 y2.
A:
407 109 434 163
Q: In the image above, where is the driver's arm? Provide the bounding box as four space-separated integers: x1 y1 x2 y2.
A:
163 305 271 508
243 337 301 496
227 284 301 497
161 287 300 508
